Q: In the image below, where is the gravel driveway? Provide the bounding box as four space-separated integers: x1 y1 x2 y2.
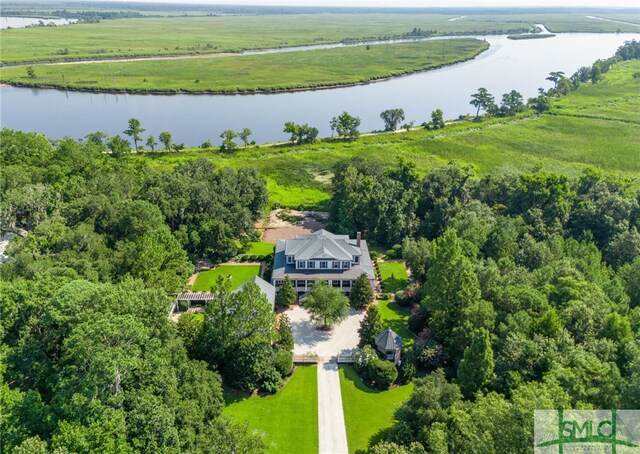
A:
288 305 364 359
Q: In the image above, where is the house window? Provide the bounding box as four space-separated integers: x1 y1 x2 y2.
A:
299 261 306 269
332 261 340 269
332 280 341 288
342 261 350 269
308 261 316 269
275 280 284 286
354 255 360 263
287 255 293 264
306 279 315 287
296 280 306 288
342 280 351 288
320 261 328 269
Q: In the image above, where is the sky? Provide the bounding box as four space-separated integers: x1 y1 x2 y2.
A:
121 0 640 7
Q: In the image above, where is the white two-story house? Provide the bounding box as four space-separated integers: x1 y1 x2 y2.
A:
271 230 375 295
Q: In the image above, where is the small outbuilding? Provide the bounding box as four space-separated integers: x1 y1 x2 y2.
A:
375 327 403 365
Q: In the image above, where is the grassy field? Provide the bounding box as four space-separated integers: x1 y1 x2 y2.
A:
378 261 410 293
339 365 414 453
1 39 488 93
0 14 535 64
224 365 318 454
192 265 260 291
246 241 276 256
377 299 415 348
131 59 639 209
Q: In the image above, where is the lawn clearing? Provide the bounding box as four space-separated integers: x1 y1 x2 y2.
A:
224 365 318 454
378 261 409 293
192 265 260 291
246 241 276 255
377 299 415 348
339 365 414 453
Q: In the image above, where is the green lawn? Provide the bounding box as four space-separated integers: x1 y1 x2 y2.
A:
192 265 260 291
133 59 639 210
377 299 415 348
224 366 318 454
246 241 276 256
378 261 409 293
1 39 488 93
339 366 414 453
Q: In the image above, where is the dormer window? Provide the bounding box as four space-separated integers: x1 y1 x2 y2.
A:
354 256 360 264
332 261 340 268
320 261 328 269
308 261 316 269
287 255 293 264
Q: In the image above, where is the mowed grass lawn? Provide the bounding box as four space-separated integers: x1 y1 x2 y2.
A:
1 39 488 93
339 366 414 453
246 241 276 256
378 261 409 293
377 299 415 348
224 366 318 454
192 265 260 291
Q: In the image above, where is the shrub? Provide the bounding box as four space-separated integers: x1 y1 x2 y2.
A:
370 250 379 260
378 293 390 301
273 348 293 377
386 249 396 259
178 299 190 312
408 307 428 333
248 254 257 262
237 255 247 262
414 337 445 371
256 254 266 261
398 361 416 384
261 367 284 394
354 345 378 379
367 358 398 389
404 283 421 305
395 290 410 308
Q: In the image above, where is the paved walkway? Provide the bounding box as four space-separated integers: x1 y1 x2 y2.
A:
317 360 349 454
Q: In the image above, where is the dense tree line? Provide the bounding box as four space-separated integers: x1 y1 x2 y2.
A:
329 158 639 452
0 128 272 451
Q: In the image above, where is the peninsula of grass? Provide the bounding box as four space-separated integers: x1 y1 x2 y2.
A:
507 33 556 40
1 39 489 94
192 264 260 291
339 365 414 453
378 261 410 294
224 365 318 454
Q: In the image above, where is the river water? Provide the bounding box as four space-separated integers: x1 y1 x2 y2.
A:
1 16 76 29
0 31 637 145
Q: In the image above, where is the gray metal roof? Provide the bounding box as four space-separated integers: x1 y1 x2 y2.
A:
235 275 276 310
284 230 361 261
375 328 403 351
272 231 375 282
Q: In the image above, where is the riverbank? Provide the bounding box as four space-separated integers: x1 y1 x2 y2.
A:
508 33 556 40
0 39 489 95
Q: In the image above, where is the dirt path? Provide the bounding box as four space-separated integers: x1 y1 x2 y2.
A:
317 360 349 454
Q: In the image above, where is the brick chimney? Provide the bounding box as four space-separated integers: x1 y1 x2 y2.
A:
356 231 361 247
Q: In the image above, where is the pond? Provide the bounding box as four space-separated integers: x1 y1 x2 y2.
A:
1 16 77 29
0 31 637 145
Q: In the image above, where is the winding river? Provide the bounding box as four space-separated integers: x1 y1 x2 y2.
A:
0 31 637 145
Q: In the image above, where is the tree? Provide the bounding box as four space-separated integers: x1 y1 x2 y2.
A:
238 128 252 146
303 281 349 329
276 276 296 307
159 131 173 151
284 122 318 144
546 71 566 90
26 66 36 79
123 118 145 152
106 135 131 157
457 328 494 398
350 273 374 309
528 93 551 114
331 111 361 139
220 129 238 152
145 135 157 152
358 304 383 348
499 90 525 116
283 121 299 144
380 108 406 131
430 109 445 129
276 313 294 351
470 87 495 118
